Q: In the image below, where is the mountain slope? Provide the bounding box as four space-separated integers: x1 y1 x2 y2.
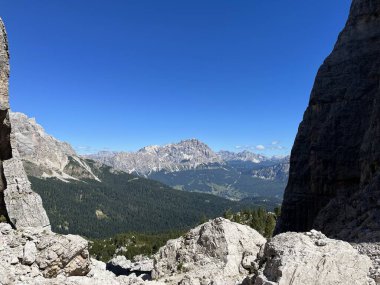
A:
30 161 273 238
10 112 100 182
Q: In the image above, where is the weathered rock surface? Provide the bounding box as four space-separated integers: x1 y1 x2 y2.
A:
252 230 372 285
152 217 267 285
353 242 380 284
276 0 380 241
0 223 90 283
3 148 50 229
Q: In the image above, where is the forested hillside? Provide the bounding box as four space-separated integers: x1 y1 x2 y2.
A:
30 161 278 238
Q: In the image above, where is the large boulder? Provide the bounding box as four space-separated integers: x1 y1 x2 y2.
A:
276 0 380 241
152 217 266 285
253 230 372 285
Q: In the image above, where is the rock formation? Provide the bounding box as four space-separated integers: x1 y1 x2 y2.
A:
252 230 372 285
152 217 267 285
0 18 50 229
276 0 380 241
0 223 90 283
150 218 375 285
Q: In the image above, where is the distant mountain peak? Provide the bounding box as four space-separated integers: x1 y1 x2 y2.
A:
217 150 267 163
86 139 222 175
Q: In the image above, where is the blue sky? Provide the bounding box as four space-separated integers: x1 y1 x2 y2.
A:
1 0 351 155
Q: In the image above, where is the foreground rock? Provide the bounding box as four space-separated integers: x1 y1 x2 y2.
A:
152 217 267 285
3 149 50 229
277 0 380 241
252 230 373 285
0 223 90 283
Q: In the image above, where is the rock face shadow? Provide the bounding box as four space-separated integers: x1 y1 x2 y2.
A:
276 0 380 243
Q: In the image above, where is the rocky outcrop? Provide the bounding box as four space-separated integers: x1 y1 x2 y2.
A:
0 18 50 230
251 230 372 285
3 149 50 228
276 0 380 241
0 17 12 223
0 223 162 285
152 217 267 285
0 223 90 283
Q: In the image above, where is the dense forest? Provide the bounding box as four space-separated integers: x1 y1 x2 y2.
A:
90 207 281 262
30 161 280 238
223 207 281 238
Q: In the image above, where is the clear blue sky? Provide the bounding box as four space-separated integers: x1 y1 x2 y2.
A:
1 0 351 155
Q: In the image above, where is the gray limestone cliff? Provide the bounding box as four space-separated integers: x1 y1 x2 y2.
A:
276 0 380 242
0 18 50 229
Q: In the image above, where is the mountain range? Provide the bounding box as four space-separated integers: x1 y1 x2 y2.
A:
86 141 286 176
11 112 289 201
87 140 289 200
9 111 285 237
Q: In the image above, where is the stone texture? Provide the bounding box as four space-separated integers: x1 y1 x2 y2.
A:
0 223 90 283
152 217 266 285
353 242 380 284
276 0 380 241
3 149 50 229
253 230 372 285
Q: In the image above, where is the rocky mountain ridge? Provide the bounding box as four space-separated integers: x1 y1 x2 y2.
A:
10 112 289 187
86 140 287 176
10 112 100 182
86 139 222 176
9 112 289 200
251 157 290 181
